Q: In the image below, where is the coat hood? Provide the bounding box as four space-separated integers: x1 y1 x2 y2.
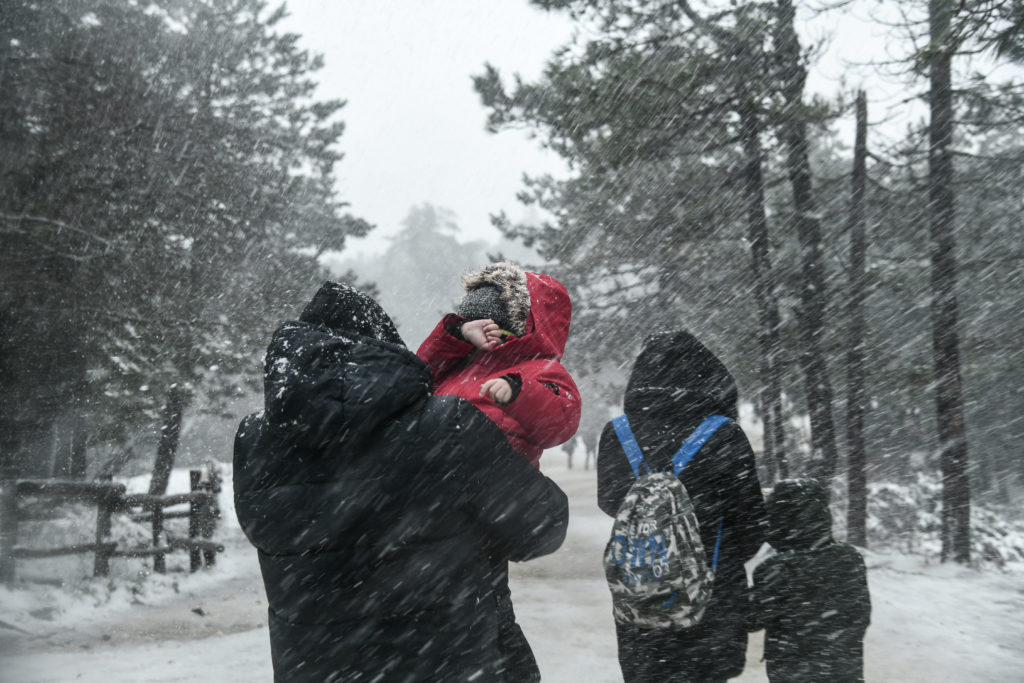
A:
521 271 572 358
765 478 834 552
460 261 532 337
623 330 738 424
262 283 430 450
299 281 404 345
460 262 572 359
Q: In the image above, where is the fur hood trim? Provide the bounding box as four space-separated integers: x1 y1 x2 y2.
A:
461 261 531 336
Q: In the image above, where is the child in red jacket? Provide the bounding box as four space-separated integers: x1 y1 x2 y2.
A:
416 261 581 467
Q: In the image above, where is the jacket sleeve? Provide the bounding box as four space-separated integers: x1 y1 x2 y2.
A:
708 422 768 576
500 359 581 449
846 547 872 630
597 421 633 516
451 401 569 562
232 413 262 539
467 444 569 561
415 313 472 381
749 555 784 631
725 423 769 564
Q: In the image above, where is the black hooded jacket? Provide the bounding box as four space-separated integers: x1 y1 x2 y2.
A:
233 283 569 682
597 331 767 682
752 479 871 682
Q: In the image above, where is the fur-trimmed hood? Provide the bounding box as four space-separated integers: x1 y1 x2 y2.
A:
461 261 572 358
461 261 532 337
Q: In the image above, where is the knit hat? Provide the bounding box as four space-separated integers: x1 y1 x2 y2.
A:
457 284 513 332
299 281 405 346
456 261 531 336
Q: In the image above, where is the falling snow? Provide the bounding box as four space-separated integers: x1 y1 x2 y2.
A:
1 461 1022 681
4 0 1024 681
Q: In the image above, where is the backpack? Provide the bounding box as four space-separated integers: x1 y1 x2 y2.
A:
603 413 732 629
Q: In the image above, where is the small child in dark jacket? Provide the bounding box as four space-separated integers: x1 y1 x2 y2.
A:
751 479 871 682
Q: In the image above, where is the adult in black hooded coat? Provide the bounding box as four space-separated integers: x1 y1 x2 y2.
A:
597 330 768 683
233 282 569 682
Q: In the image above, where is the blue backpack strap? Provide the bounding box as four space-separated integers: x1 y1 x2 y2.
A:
672 414 733 476
611 414 651 479
673 415 732 570
712 518 724 570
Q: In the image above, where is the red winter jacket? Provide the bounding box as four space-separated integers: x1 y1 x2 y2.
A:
416 272 581 466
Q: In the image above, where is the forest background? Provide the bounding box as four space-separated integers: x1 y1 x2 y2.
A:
2 0 1023 574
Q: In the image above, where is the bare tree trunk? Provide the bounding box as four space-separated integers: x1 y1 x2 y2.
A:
774 0 840 482
146 210 204 498
0 480 16 584
928 0 970 564
148 384 188 497
69 413 87 480
739 99 787 481
50 422 70 479
846 91 869 547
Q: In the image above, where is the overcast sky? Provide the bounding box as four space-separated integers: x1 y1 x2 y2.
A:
280 1 575 257
278 1 966 259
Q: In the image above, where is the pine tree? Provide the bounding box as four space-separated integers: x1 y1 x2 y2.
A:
476 0 842 475
0 0 369 482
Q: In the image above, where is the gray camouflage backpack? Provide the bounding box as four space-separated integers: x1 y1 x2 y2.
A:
603 414 731 629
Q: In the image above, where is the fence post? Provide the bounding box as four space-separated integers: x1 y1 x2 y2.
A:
0 479 17 584
202 465 221 568
151 502 165 574
189 470 202 573
188 464 220 571
93 476 116 578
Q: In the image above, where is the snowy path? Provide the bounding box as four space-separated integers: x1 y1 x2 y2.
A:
510 466 1024 683
2 463 1023 682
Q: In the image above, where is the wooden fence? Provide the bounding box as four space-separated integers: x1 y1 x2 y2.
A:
0 468 222 584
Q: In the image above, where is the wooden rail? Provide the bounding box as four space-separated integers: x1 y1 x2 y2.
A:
0 467 222 584
12 542 119 559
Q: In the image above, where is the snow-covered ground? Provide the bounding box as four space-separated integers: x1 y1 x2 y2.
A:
1 458 1022 682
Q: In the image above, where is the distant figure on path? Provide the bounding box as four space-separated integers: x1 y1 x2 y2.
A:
751 478 871 682
598 330 768 683
233 282 568 682
566 400 605 470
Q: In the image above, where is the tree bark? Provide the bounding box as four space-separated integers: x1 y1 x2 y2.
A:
739 99 787 481
0 480 17 584
148 385 189 497
846 91 869 547
773 0 841 482
69 413 88 480
928 0 971 564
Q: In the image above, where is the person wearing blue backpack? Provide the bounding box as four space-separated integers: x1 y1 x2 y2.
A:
598 330 768 683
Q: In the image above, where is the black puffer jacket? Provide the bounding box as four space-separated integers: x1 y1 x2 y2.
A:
597 331 767 683
752 479 871 682
234 283 569 683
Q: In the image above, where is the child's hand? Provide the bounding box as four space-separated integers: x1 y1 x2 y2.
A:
480 378 513 404
461 319 502 351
